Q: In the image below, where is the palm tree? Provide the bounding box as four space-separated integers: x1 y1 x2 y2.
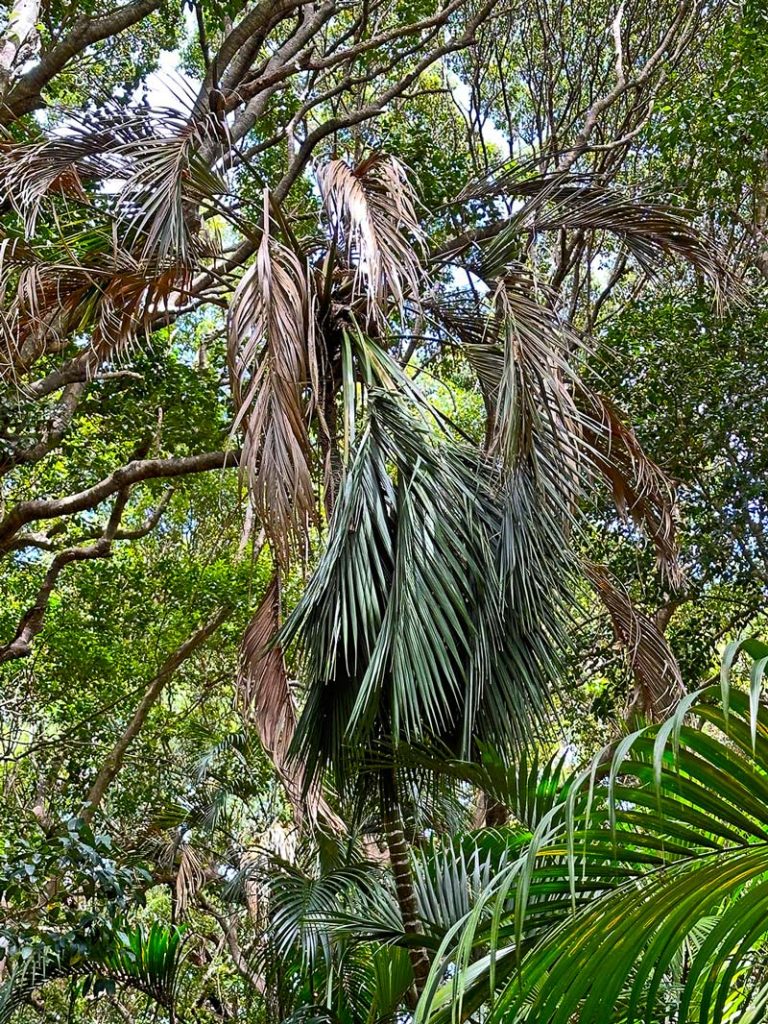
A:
0 922 186 1024
0 97 733 1013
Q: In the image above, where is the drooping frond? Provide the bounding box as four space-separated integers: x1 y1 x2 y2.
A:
0 102 227 375
317 154 424 318
581 392 683 587
585 562 685 720
458 170 733 300
239 577 344 830
228 200 317 561
240 575 297 778
283 393 573 788
490 277 584 494
432 281 685 593
0 100 226 264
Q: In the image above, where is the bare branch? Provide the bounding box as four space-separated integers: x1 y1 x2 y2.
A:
0 450 239 552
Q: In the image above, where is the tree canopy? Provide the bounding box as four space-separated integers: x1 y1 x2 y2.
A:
0 0 766 1021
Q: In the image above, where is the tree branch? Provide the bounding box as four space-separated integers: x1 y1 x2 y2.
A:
0 450 239 552
81 606 231 823
0 0 163 122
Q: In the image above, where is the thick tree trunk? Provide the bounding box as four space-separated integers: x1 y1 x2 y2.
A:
383 805 431 1005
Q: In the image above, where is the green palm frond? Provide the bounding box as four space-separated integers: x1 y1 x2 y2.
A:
283 392 573 788
0 923 186 1024
268 861 382 966
417 644 768 1024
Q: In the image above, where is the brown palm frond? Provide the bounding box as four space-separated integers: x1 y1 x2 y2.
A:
239 576 343 832
239 576 297 775
0 233 195 378
462 170 733 301
586 562 685 721
175 843 206 918
228 197 317 563
0 100 226 264
317 153 425 320
581 392 683 588
0 100 227 377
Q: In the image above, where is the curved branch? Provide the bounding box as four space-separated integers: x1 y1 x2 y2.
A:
0 449 239 552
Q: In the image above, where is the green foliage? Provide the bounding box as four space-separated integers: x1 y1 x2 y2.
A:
0 1 766 1022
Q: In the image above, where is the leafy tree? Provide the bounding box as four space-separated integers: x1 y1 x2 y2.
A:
0 1 764 1022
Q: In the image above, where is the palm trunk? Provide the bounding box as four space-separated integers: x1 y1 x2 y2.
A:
383 805 431 1005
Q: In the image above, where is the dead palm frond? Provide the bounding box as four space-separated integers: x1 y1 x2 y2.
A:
317 154 425 320
239 575 346 830
228 197 318 562
585 562 685 720
581 392 683 587
0 101 228 375
1 98 227 263
240 575 297 775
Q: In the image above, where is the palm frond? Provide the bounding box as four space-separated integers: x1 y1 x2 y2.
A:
284 392 572 789
239 577 345 830
228 197 317 562
240 576 298 777
586 563 685 721
582 391 683 587
317 154 424 318
0 923 186 1024
0 99 226 377
459 170 733 300
417 652 768 1024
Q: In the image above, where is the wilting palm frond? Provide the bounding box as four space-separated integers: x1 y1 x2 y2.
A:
457 170 733 301
0 102 227 375
317 154 425 318
582 391 683 586
228 203 317 561
239 575 297 776
586 562 685 721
